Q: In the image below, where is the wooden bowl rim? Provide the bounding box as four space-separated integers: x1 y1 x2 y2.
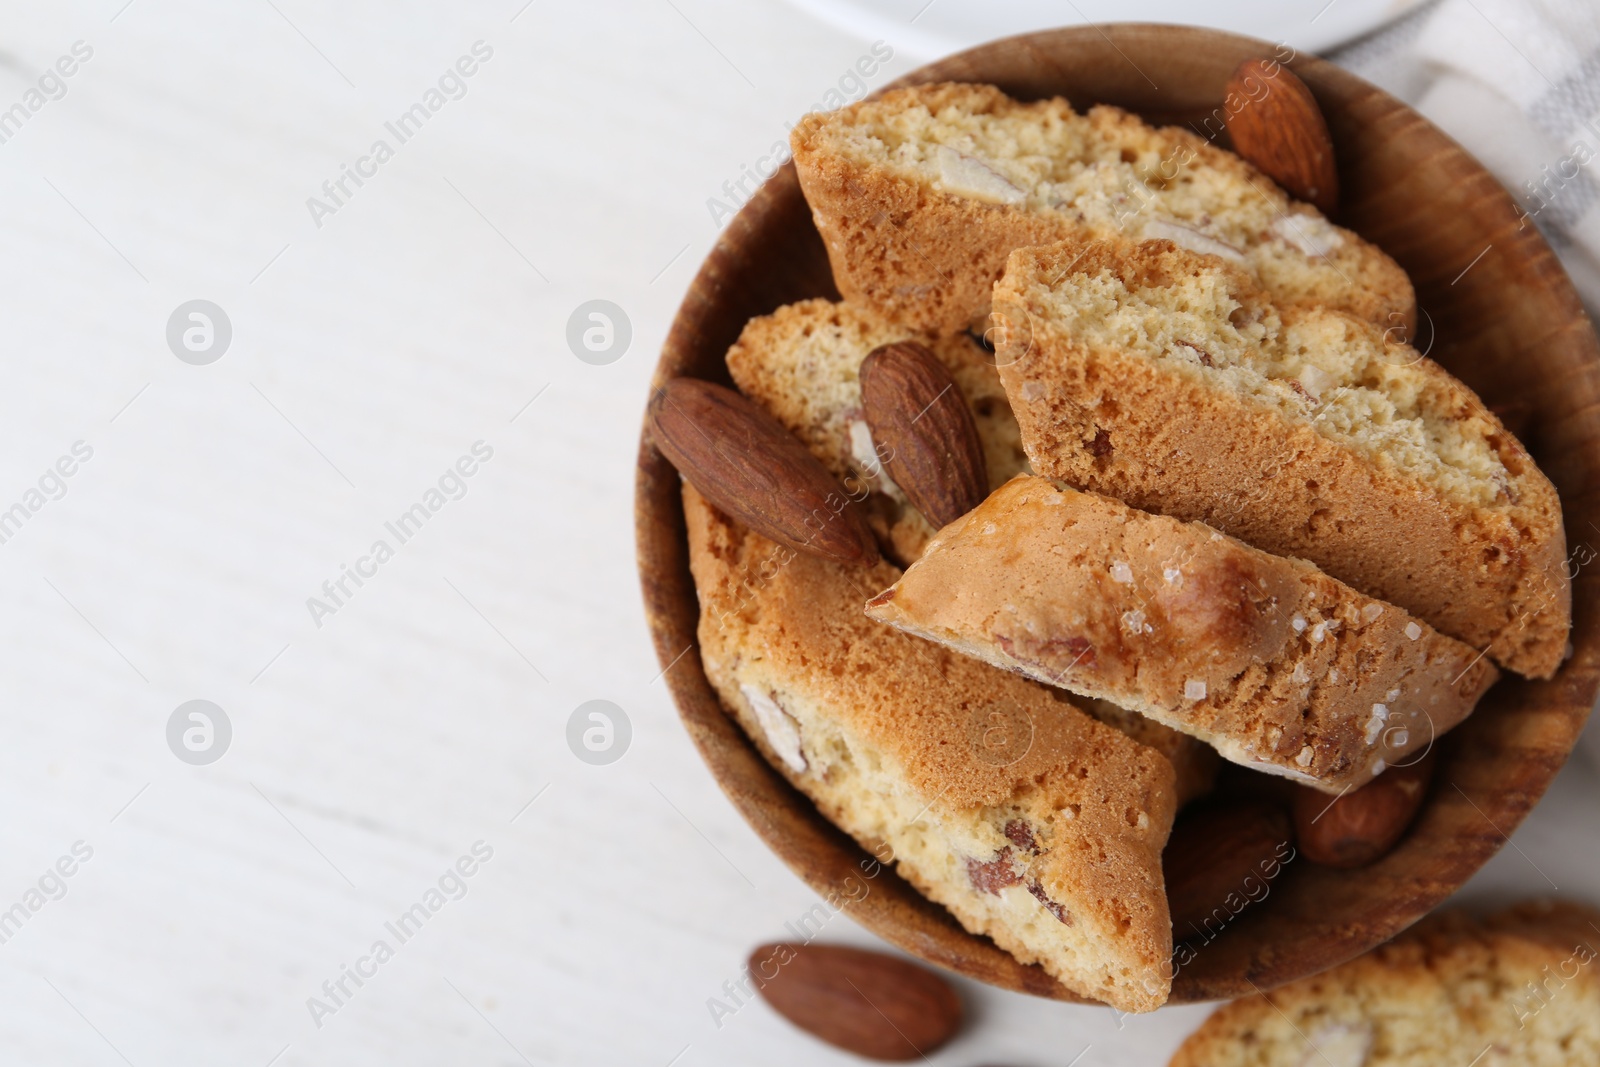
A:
635 22 1600 1005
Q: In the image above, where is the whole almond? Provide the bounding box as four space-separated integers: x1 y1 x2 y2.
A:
649 379 878 565
1165 799 1295 939
860 341 987 530
1225 58 1339 214
749 942 962 1061
1294 750 1435 868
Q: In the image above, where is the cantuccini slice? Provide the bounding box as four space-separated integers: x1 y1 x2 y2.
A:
991 239 1570 678
866 476 1500 793
1169 901 1600 1067
685 483 1177 1012
723 298 1218 802
791 81 1413 335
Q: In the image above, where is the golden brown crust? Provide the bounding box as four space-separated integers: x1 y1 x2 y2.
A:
868 476 1498 792
794 138 1060 335
723 297 1217 803
1169 901 1600 1066
993 240 1570 679
685 482 1177 1011
1079 697 1220 809
791 82 1415 336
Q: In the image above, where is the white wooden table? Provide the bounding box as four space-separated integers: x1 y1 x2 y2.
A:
0 2 1593 1064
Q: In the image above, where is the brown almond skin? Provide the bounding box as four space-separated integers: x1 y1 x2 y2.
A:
860 341 987 530
749 942 962 1061
1294 750 1435 869
1165 799 1294 939
1226 58 1339 213
649 379 878 565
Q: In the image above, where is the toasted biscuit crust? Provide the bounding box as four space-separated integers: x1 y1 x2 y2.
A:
1169 900 1600 1067
867 477 1499 793
685 483 1177 1011
791 82 1415 335
993 240 1570 678
724 298 1218 802
1077 696 1219 810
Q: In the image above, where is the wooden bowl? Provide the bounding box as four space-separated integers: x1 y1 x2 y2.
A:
635 24 1600 1003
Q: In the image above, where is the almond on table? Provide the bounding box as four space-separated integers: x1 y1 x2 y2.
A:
749 943 962 1061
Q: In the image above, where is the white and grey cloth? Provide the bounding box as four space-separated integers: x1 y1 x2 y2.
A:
1333 0 1600 309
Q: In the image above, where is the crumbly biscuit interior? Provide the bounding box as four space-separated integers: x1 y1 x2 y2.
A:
1013 254 1516 509
1174 909 1600 1066
826 89 1348 277
725 659 1162 1008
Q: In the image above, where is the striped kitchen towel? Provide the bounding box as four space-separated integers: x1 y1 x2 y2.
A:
1334 0 1600 307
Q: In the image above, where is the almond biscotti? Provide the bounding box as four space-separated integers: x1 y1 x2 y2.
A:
1169 900 1600 1066
791 81 1414 336
724 298 1218 803
866 476 1500 793
684 483 1178 1011
725 298 1029 565
992 239 1570 679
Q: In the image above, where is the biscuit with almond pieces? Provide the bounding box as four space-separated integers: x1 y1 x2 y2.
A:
866 476 1499 793
686 482 1177 1011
